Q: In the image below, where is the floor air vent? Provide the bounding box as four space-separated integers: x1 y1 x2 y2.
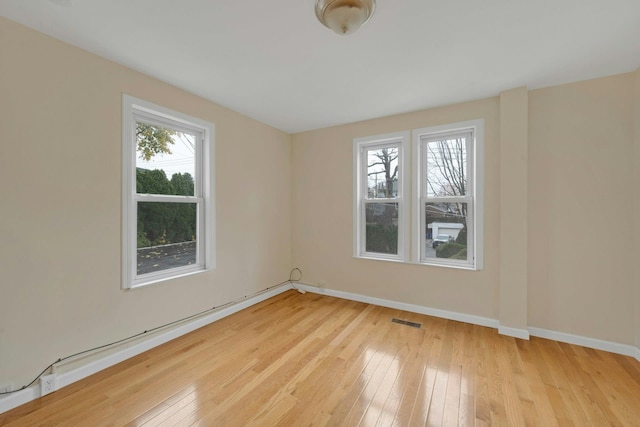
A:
391 318 422 328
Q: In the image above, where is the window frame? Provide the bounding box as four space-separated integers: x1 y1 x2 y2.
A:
412 119 484 270
122 94 215 289
353 131 410 261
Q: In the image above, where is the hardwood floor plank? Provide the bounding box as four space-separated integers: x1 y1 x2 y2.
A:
377 324 427 426
326 308 400 426
362 344 410 426
343 347 400 425
537 339 592 426
473 327 492 426
2 290 640 426
515 339 559 426
440 363 462 426
139 388 199 426
389 326 431 426
408 320 444 425
424 366 450 425
556 342 618 425
409 364 438 426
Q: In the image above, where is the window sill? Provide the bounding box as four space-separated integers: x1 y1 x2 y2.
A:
354 255 480 271
124 265 210 290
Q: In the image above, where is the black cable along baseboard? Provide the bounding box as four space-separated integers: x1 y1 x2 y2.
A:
0 268 302 396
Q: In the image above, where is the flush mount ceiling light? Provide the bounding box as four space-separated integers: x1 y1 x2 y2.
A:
315 0 376 35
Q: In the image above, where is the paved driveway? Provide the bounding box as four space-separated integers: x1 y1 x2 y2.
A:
425 239 436 258
137 241 196 275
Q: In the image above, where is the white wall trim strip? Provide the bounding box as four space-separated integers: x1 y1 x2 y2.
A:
294 282 500 329
498 326 530 340
528 327 639 359
0 388 37 418
0 283 292 415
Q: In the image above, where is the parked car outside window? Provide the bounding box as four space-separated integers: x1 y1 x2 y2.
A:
432 234 453 248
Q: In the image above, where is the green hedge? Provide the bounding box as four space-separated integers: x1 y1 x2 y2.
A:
451 247 467 260
366 223 398 254
435 242 466 259
455 228 467 244
136 168 196 248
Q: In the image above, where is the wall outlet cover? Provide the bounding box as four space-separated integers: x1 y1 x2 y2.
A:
40 374 56 396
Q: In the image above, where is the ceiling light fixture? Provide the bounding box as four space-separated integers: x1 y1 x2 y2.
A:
315 0 376 35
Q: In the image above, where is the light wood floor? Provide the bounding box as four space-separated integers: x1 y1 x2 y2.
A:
2 290 640 426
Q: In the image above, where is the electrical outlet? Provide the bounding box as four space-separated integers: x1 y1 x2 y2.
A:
40 374 56 396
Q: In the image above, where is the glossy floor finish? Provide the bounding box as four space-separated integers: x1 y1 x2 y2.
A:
2 291 640 426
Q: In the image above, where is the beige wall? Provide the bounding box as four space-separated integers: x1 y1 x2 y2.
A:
291 99 502 319
528 74 636 344
0 18 292 387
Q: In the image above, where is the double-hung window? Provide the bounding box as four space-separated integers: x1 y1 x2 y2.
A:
353 120 483 270
122 95 215 289
353 132 409 261
413 120 483 269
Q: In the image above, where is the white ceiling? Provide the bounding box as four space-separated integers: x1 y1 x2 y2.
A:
2 0 640 133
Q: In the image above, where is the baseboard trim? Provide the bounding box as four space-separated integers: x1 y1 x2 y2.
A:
498 326 530 340
0 388 38 418
294 282 499 329
0 283 291 415
636 347 640 362
528 327 638 358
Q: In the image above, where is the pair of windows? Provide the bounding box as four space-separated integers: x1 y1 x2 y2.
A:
122 97 478 287
353 120 484 270
122 95 215 289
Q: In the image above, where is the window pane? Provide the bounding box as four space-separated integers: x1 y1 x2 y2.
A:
365 202 398 255
367 147 398 198
137 202 197 275
424 202 468 260
425 136 467 197
136 122 196 196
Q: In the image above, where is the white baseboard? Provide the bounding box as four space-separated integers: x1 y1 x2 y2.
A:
0 387 38 418
636 347 640 362
528 327 639 359
498 326 530 340
294 282 499 329
0 283 292 415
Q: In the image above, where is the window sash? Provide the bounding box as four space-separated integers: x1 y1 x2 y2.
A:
360 142 403 259
421 130 473 200
134 119 202 198
134 199 204 282
361 142 402 201
136 194 201 202
412 120 482 269
419 198 475 265
360 200 402 259
354 132 409 261
419 129 474 266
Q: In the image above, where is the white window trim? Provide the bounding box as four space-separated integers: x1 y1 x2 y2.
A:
412 119 484 270
353 131 410 261
122 94 215 289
